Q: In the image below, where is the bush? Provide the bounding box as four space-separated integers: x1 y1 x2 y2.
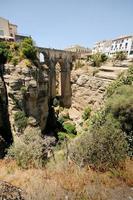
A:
14 111 27 132
7 127 47 168
106 85 133 156
63 122 77 135
74 60 84 69
89 53 108 67
114 51 127 61
57 132 67 141
70 116 128 170
11 56 19 66
0 42 11 64
23 59 32 67
106 65 133 97
82 106 91 121
21 38 37 61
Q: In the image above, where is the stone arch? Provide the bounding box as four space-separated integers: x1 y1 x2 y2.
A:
37 47 77 107
39 52 45 63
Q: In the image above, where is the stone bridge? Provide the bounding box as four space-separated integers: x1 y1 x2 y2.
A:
37 47 77 108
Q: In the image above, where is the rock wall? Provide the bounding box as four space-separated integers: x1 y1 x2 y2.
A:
3 62 49 139
69 67 112 123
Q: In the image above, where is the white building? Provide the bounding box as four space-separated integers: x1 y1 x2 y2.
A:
109 35 133 57
92 35 133 58
0 17 17 40
92 40 111 54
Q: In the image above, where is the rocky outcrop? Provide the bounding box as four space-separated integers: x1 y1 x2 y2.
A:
69 60 130 125
3 62 49 138
0 181 25 200
69 67 112 124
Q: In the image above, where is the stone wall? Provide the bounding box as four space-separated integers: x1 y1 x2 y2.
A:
3 62 49 139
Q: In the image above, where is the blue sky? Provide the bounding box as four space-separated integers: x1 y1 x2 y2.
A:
0 0 133 49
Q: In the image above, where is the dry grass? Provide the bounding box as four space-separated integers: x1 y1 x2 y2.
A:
0 158 133 200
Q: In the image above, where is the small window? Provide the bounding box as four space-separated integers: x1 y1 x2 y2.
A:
119 44 122 49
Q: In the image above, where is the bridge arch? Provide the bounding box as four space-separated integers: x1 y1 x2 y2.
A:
37 47 77 108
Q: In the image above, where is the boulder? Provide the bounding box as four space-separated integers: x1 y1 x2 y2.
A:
0 181 25 200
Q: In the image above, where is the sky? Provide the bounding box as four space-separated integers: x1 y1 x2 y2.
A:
0 0 133 49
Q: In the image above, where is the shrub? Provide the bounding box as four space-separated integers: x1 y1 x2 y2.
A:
101 53 108 62
58 113 70 124
11 56 19 66
63 122 77 135
7 127 47 168
106 65 133 97
70 116 128 170
21 38 37 61
106 85 133 156
114 51 127 61
0 42 11 64
89 53 108 67
57 132 67 141
14 111 27 132
74 60 84 69
82 106 91 121
23 59 32 67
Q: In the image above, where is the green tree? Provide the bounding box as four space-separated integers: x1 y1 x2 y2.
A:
0 42 11 64
21 38 37 60
90 53 108 67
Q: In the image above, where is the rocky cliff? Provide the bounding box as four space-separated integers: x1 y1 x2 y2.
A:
0 62 49 144
69 60 130 126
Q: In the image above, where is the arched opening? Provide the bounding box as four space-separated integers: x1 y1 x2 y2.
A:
39 52 45 63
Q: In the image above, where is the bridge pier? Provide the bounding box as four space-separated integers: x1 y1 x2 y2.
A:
48 59 56 98
60 60 72 108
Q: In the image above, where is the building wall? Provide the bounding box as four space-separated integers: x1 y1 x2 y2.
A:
0 17 17 39
9 24 17 38
92 36 133 58
0 17 10 36
110 36 133 56
65 45 91 53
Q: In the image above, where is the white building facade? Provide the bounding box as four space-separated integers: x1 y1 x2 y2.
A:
109 35 133 57
92 35 133 58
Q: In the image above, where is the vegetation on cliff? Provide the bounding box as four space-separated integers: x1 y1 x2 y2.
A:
70 65 133 169
0 38 37 66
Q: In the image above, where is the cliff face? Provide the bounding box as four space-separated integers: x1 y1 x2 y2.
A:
2 62 49 139
69 61 130 126
68 67 112 124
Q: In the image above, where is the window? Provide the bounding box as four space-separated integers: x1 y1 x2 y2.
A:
125 43 128 48
0 29 4 36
